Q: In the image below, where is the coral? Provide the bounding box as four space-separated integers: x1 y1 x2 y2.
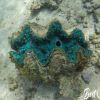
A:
9 21 92 65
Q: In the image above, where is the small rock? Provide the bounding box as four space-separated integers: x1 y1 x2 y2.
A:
31 0 58 12
81 69 93 84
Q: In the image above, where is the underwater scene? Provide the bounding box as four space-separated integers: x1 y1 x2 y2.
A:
0 0 100 100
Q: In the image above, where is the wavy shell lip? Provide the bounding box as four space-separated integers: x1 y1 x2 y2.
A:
9 20 92 66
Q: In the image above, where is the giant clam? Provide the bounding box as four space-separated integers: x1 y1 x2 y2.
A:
9 21 92 99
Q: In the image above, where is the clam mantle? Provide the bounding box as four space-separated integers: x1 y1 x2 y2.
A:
9 21 92 65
